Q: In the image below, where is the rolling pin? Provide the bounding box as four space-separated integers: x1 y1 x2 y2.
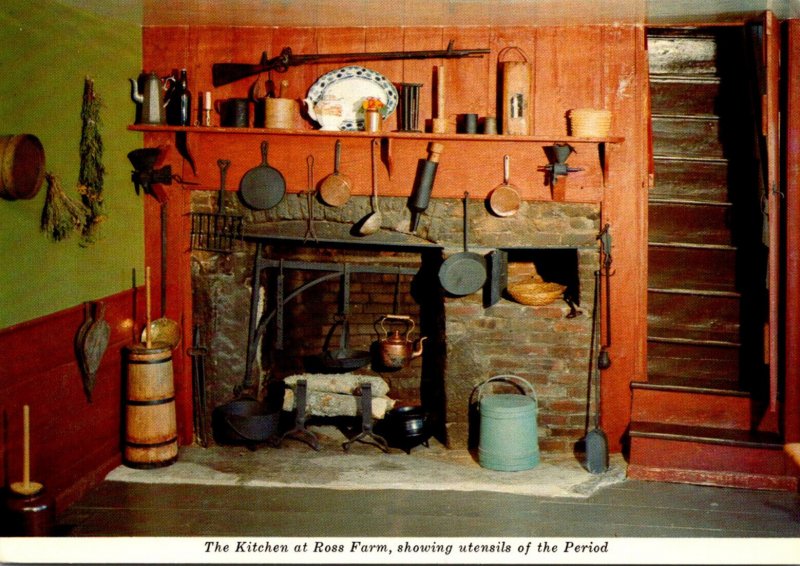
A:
432 65 447 134
409 142 444 231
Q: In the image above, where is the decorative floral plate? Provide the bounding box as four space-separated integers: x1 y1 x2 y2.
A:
304 66 398 131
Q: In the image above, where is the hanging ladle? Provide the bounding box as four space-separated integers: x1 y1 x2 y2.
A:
358 138 382 236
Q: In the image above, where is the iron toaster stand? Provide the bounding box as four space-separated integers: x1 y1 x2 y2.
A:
272 380 389 453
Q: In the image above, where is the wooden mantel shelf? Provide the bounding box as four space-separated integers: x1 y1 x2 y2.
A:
131 124 622 190
128 124 624 145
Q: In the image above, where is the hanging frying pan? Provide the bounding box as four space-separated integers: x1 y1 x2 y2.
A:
438 191 487 296
239 140 285 210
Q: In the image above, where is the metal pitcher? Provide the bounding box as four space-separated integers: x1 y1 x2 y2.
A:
130 72 168 125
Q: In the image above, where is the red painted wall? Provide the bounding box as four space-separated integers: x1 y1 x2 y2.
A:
0 288 145 511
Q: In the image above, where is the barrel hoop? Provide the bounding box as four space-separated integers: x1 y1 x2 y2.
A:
128 356 173 365
125 436 178 449
126 396 175 406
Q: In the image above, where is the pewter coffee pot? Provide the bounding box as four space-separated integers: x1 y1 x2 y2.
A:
130 72 168 125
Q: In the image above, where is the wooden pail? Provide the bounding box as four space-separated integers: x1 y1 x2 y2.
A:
124 342 178 468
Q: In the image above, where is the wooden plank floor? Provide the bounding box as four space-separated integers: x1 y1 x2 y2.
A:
56 479 800 538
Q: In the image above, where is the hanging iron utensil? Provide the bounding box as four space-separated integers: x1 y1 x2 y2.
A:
358 139 383 235
188 324 209 447
586 267 609 473
438 191 487 296
597 223 612 370
304 155 318 243
190 159 243 253
238 140 286 210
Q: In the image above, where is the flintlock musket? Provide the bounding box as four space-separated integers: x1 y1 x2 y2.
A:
212 39 489 87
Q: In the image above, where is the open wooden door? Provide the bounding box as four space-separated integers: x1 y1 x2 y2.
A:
747 11 781 415
785 21 800 446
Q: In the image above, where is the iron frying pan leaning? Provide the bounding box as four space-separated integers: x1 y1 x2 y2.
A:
438 191 487 296
239 140 286 210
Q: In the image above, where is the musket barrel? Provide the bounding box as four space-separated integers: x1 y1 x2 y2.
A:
212 44 489 87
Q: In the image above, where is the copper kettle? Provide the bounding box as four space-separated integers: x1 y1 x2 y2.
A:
376 315 426 369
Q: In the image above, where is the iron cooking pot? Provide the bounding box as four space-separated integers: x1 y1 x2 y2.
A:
212 397 280 445
383 405 431 453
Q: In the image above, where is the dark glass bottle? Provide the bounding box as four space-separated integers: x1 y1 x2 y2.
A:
166 69 192 126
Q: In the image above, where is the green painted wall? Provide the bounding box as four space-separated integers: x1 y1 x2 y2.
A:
0 1 143 328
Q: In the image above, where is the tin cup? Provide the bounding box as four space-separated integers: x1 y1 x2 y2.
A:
458 113 478 134
215 98 250 127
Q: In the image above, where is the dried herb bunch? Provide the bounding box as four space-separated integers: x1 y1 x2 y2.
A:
41 172 88 241
78 77 106 245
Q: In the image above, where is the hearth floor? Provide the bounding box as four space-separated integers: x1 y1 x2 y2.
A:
103 426 626 499
52 425 800 540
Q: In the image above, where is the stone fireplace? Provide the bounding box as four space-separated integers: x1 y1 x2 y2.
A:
191 189 600 454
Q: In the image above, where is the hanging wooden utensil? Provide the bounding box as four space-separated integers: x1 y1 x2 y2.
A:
144 266 152 348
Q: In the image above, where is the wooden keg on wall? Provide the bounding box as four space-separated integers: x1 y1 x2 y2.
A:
124 342 178 468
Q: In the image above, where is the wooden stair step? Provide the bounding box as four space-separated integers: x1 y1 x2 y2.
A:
631 384 753 429
650 77 719 116
651 115 726 161
640 374 746 394
647 341 740 384
648 200 734 246
627 423 797 490
647 335 740 348
648 292 741 344
650 158 729 203
647 35 723 77
629 421 782 448
647 235 740 294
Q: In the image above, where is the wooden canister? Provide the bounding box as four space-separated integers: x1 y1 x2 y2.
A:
4 488 55 536
499 47 532 136
265 98 299 129
0 134 45 200
124 342 178 468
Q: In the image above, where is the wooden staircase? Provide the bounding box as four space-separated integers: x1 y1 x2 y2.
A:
628 28 798 490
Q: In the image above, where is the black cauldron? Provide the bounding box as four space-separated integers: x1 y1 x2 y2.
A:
382 405 431 454
212 397 280 445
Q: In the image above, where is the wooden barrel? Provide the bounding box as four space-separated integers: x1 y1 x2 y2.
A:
124 343 178 468
0 134 45 200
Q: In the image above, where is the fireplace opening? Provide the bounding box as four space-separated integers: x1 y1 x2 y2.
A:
504 248 582 306
191 191 601 454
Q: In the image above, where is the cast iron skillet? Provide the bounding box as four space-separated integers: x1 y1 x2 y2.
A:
239 140 285 210
438 191 487 296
